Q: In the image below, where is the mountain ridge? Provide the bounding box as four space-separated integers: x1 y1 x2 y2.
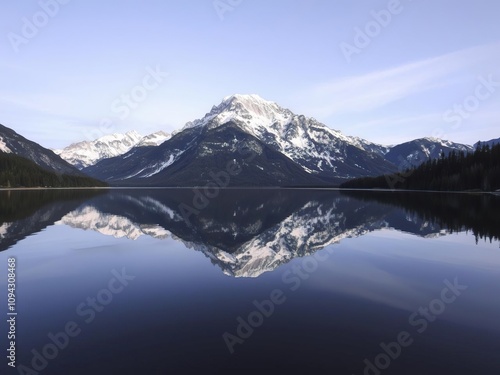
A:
2 94 497 187
83 94 398 185
54 130 170 169
0 124 85 176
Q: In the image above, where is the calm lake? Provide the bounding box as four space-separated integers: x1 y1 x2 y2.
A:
1 188 499 374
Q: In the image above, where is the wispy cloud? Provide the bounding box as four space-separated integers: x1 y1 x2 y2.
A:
297 43 500 118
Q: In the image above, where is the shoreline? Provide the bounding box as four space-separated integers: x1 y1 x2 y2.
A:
0 187 111 191
0 186 498 195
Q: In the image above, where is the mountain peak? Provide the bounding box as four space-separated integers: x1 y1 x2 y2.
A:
222 93 270 105
97 131 143 144
183 93 293 132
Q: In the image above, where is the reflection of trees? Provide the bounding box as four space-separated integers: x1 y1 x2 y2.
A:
0 189 106 251
0 189 105 222
2 188 499 255
342 190 500 244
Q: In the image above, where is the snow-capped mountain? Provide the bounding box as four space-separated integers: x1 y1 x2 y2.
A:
83 94 396 185
84 123 326 186
183 94 395 179
55 130 170 169
384 137 473 169
0 124 84 176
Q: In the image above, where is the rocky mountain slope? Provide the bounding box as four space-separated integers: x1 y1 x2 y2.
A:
54 130 170 169
0 124 84 176
83 95 397 186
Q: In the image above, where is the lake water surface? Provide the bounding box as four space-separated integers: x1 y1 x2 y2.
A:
1 189 499 374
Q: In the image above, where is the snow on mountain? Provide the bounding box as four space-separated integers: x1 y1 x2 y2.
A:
75 94 491 185
0 136 12 153
57 206 170 240
183 94 294 132
385 138 473 168
55 130 170 169
351 137 390 157
184 94 356 149
422 137 472 150
54 131 142 169
136 131 171 147
182 94 393 178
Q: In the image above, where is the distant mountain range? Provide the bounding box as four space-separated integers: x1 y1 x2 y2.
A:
384 138 473 169
476 138 500 149
53 130 170 169
81 95 397 185
1 94 498 187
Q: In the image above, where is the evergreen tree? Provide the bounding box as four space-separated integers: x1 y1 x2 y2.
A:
341 144 500 192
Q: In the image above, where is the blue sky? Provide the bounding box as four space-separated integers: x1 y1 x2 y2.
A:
1 0 499 148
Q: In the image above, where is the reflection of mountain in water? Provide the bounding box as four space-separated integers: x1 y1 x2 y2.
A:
0 189 105 251
58 206 170 240
2 189 499 277
343 190 500 244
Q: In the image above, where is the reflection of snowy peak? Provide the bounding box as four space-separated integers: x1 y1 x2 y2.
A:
182 200 380 278
58 206 170 240
0 222 12 238
50 190 447 278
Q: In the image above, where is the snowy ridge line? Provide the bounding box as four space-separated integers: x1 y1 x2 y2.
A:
55 131 170 169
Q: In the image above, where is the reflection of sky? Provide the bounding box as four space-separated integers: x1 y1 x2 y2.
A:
1 220 499 374
1 223 499 344
302 230 500 332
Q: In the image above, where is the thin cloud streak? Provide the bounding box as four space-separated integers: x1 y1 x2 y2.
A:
300 43 500 118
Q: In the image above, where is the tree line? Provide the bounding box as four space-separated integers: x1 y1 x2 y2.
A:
341 143 500 191
0 152 107 188
342 190 500 244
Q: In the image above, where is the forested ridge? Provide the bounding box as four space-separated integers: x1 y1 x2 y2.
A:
341 143 500 191
0 151 107 188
